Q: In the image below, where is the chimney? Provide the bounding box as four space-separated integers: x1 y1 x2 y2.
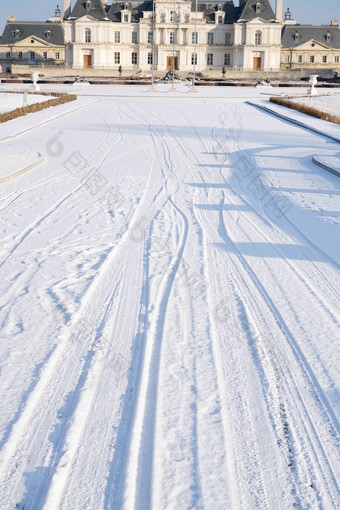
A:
275 0 283 22
331 20 338 26
64 0 71 18
8 16 15 22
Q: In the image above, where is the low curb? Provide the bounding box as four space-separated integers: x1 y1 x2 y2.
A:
246 101 340 144
312 156 340 177
0 156 44 184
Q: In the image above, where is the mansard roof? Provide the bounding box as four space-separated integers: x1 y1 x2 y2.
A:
107 1 153 22
192 1 239 24
70 0 108 19
281 25 340 49
238 0 275 22
0 22 64 45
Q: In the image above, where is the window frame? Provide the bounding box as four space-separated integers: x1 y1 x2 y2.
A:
255 31 262 45
131 52 138 65
207 53 213 66
85 29 91 43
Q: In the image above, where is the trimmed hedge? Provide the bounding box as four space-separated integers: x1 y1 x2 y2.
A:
0 93 77 123
269 96 340 125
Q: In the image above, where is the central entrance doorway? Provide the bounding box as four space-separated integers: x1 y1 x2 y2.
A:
83 55 92 68
167 56 178 70
253 57 262 70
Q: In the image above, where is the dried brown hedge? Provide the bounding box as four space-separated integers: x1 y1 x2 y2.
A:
0 93 77 124
269 96 340 125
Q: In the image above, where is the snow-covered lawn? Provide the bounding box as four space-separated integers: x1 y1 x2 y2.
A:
0 85 339 510
0 91 54 113
289 93 340 117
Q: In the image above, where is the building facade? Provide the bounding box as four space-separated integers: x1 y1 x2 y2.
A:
0 8 65 73
64 0 282 72
281 10 340 71
1 2 340 75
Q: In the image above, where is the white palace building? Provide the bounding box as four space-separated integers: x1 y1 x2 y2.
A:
1 1 340 75
63 0 283 72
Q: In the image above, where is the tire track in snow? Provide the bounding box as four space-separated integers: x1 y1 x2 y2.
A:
40 101 184 509
0 101 121 267
165 103 272 509
169 101 339 507
0 102 162 508
216 193 340 507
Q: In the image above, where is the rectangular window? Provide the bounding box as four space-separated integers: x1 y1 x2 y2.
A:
85 30 91 43
170 10 176 22
207 53 213 66
114 51 120 64
30 51 35 59
208 33 214 45
224 53 231 66
18 51 23 59
170 32 175 44
192 32 198 44
132 31 138 44
123 14 129 22
55 52 60 60
6 52 10 59
225 33 231 45
335 56 340 63
148 31 153 44
217 15 223 24
255 31 262 45
322 55 327 63
285 55 290 63
148 52 153 65
298 55 302 63
114 31 120 43
131 52 138 64
191 53 197 65
310 55 315 63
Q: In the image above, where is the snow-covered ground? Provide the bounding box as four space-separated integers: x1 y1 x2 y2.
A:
289 93 340 117
0 92 54 113
0 85 339 510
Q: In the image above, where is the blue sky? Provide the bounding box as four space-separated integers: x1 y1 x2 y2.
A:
0 0 338 33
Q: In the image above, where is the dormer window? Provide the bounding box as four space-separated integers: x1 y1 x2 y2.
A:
122 7 131 23
326 32 331 43
86 0 91 13
215 6 225 24
45 30 52 39
256 2 261 13
294 32 299 42
12 29 20 38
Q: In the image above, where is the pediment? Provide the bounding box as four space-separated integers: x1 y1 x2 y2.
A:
75 15 101 23
246 17 268 24
295 39 331 50
13 36 53 47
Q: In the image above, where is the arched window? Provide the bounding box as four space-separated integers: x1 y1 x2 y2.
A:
85 29 91 43
255 31 262 45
